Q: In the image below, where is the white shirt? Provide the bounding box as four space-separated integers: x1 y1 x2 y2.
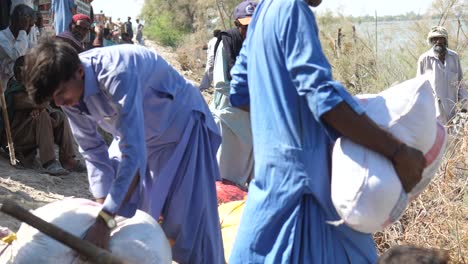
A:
0 28 29 89
417 48 468 122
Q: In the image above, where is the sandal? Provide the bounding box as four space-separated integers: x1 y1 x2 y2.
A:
43 160 69 176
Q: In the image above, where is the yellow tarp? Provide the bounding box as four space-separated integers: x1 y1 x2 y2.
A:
218 200 245 263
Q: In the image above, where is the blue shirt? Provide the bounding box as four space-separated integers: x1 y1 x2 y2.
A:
62 45 216 217
229 0 377 262
51 0 76 35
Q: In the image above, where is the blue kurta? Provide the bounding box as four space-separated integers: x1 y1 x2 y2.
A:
51 0 76 35
61 45 224 264
228 0 378 263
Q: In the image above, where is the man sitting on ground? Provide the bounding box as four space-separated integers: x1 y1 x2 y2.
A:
4 56 85 175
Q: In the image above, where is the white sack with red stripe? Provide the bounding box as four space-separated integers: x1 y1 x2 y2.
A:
331 76 447 234
0 198 172 264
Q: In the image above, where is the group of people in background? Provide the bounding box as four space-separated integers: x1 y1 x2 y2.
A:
0 0 466 264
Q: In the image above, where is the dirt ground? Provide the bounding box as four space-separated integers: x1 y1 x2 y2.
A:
0 40 211 232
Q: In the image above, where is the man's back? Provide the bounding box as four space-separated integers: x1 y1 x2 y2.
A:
125 21 133 37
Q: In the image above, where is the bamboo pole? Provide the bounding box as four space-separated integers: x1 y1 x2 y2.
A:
0 82 17 166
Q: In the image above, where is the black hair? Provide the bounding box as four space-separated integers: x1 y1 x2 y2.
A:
378 245 449 264
11 4 35 22
23 39 81 104
103 28 111 37
13 56 25 82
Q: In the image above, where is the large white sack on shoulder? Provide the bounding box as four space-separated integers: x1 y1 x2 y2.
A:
332 76 448 233
5 198 172 264
332 137 409 233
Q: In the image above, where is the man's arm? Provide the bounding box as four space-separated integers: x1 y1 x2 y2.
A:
61 105 116 201
69 0 77 14
230 36 250 111
82 65 146 251
322 102 425 193
456 56 468 111
283 0 425 192
92 25 103 48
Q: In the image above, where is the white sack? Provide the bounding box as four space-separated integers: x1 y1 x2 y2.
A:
0 198 172 264
332 76 447 233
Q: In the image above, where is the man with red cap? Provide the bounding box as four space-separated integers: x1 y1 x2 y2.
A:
210 0 257 198
56 14 91 53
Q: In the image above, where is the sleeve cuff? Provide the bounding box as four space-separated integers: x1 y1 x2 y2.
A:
90 177 113 200
230 87 250 107
305 81 365 140
102 196 119 215
102 188 140 218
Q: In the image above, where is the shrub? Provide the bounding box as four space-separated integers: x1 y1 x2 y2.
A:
144 13 185 47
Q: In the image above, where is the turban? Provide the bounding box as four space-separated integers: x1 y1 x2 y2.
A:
427 26 448 43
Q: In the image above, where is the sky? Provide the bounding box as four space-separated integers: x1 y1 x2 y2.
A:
316 0 433 16
91 0 434 20
91 0 144 21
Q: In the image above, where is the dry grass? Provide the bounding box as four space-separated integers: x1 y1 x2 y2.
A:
374 122 468 263
175 30 209 84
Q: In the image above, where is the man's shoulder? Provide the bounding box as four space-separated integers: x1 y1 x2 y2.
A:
418 49 435 60
0 28 11 38
446 48 460 58
0 29 12 50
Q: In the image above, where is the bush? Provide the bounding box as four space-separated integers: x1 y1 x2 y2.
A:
144 13 186 47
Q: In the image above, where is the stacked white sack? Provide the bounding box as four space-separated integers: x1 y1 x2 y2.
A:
331 76 447 233
0 198 172 264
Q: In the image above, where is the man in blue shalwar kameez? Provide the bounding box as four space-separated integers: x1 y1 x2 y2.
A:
51 0 76 35
23 40 224 264
228 0 426 263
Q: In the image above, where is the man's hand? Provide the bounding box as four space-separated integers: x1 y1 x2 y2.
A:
82 217 111 251
30 109 42 119
322 102 425 193
94 24 104 34
18 16 32 33
391 144 425 193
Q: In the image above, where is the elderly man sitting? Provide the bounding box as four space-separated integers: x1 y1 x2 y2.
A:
3 56 85 175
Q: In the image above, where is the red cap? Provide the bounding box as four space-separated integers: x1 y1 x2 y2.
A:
72 14 92 24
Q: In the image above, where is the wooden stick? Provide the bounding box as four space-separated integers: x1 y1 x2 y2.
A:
0 82 17 166
0 199 127 264
215 0 227 31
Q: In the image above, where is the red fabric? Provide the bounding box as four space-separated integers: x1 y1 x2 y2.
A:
216 180 247 205
72 14 91 23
